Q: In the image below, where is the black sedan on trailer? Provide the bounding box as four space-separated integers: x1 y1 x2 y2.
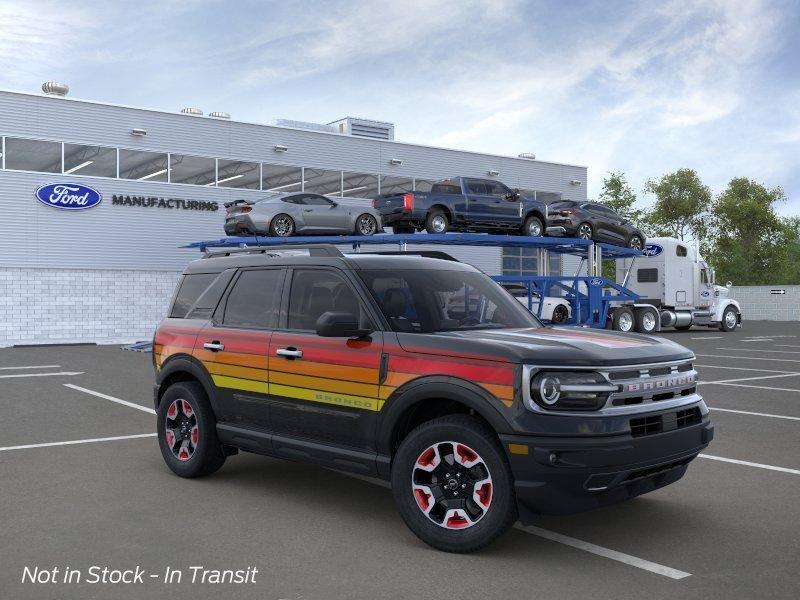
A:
546 201 646 249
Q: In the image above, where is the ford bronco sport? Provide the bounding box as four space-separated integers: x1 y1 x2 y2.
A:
153 245 713 552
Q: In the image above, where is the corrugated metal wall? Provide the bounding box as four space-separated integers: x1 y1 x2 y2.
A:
0 89 587 274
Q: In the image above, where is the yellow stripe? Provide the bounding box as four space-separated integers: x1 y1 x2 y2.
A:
270 383 383 412
211 374 269 395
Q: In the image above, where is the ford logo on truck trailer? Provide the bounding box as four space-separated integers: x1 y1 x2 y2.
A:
35 183 102 210
641 243 663 257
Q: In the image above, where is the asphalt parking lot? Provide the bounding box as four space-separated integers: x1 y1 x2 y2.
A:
1 321 799 600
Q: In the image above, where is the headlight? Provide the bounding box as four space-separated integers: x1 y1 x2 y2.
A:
530 371 617 411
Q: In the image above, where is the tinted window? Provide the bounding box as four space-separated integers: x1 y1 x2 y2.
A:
5 138 61 173
171 273 219 318
466 180 490 195
304 194 335 206
637 268 659 283
358 269 540 333
223 269 283 329
431 181 462 194
281 195 305 205
677 245 688 257
288 269 368 331
485 181 511 197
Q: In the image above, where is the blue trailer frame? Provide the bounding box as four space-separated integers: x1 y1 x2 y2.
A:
186 233 641 328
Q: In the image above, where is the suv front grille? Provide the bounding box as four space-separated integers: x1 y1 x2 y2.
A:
630 407 702 437
605 361 697 409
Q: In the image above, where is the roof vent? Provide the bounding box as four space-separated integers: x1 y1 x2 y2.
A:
42 82 69 97
180 107 203 116
268 119 337 134
209 111 231 119
328 117 395 140
518 152 536 160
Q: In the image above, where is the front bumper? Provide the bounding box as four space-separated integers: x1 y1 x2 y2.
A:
501 416 713 520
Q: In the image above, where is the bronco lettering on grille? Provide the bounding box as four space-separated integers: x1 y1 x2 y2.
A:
625 373 695 393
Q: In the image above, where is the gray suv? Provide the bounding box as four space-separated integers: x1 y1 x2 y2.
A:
224 192 383 237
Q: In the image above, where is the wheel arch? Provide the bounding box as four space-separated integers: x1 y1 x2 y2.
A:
428 203 453 221
524 209 546 224
156 354 218 413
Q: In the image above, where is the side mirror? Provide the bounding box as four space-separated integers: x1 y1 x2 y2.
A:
726 281 732 288
505 189 520 201
329 201 338 208
315 311 372 338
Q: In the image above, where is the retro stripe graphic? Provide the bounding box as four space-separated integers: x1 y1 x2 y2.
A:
155 328 516 412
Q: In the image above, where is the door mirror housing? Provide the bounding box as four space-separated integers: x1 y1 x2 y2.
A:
329 201 338 208
504 189 520 201
315 311 372 338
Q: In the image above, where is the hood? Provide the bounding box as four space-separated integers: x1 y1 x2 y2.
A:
714 285 730 299
397 326 693 367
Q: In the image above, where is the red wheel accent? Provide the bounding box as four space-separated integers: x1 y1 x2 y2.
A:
414 488 432 511
417 447 437 467
445 512 470 529
178 444 191 461
165 430 175 447
164 398 198 462
182 400 194 417
167 402 177 418
475 482 492 507
456 444 478 465
190 426 199 446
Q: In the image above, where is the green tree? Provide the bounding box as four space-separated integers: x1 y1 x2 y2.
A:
643 169 711 241
706 178 794 285
597 171 644 226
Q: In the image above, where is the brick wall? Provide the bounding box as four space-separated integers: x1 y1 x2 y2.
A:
729 286 800 322
0 268 181 346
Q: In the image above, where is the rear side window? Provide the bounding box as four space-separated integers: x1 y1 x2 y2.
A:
223 269 284 329
637 268 659 283
677 245 688 257
170 273 218 318
431 181 462 194
287 269 370 331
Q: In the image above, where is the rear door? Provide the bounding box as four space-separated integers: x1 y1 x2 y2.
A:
195 267 285 429
268 267 384 451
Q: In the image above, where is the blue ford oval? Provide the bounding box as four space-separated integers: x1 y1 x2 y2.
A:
642 243 663 257
35 183 102 210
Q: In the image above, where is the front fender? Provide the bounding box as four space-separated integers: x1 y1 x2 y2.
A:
713 299 741 322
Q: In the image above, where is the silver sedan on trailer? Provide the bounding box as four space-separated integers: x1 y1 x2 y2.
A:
224 192 384 237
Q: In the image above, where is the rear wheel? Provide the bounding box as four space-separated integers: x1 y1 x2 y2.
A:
634 308 657 333
426 210 449 234
157 381 226 478
269 214 295 237
551 304 569 324
355 213 378 236
522 215 544 237
612 307 635 332
577 222 593 240
719 306 739 332
392 415 516 553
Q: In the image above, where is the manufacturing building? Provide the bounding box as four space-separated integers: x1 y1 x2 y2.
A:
0 85 587 346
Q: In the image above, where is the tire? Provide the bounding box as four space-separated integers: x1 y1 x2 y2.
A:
391 414 517 553
634 308 657 334
269 214 295 237
576 222 593 240
425 209 449 234
157 381 226 478
355 213 378 236
522 215 544 237
628 235 644 251
719 306 739 332
551 304 569 324
393 225 416 234
612 307 635 333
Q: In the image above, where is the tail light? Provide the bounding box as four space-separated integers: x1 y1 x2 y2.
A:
371 198 377 208
560 209 576 216
238 206 252 213
402 193 414 212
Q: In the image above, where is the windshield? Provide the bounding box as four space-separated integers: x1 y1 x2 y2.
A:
357 269 542 333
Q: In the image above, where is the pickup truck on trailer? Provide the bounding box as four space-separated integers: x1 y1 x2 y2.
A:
372 177 552 237
153 245 712 553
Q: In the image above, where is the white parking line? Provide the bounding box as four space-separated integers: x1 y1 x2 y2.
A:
0 371 83 379
695 364 799 374
0 433 156 453
703 381 800 393
516 525 691 580
699 454 800 476
64 384 156 415
696 354 800 364
708 407 800 421
690 336 723 339
698 373 800 385
741 339 773 342
0 365 61 370
774 344 800 349
335 471 692 579
716 348 800 355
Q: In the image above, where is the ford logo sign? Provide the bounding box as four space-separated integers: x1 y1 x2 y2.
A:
700 290 710 298
588 278 603 286
35 183 102 210
642 243 663 257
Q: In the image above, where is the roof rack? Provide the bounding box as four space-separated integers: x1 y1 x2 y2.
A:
352 250 460 262
203 244 343 259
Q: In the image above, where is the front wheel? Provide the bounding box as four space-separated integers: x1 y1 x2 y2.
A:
628 235 644 250
522 215 544 237
355 213 378 236
391 415 517 553
157 382 226 478
719 306 739 332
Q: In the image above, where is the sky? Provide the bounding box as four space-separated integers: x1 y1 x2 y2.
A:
1 0 799 213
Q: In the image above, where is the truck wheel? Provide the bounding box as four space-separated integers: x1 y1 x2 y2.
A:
634 308 657 333
577 222 593 240
425 210 449 234
552 304 569 323
612 307 635 332
269 214 295 237
391 414 517 553
522 215 544 237
157 381 226 478
719 306 739 332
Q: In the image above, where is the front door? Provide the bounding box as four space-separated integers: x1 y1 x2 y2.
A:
300 194 350 232
195 267 285 428
268 267 384 451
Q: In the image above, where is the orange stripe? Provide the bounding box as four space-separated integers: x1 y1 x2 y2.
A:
270 371 380 399
205 362 269 382
270 360 378 384
383 372 419 388
193 349 269 370
480 383 515 405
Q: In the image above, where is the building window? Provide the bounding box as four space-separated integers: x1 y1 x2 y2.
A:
341 172 379 198
262 164 302 193
379 175 413 195
4 137 61 173
119 149 168 182
217 159 260 189
169 154 216 186
304 168 342 196
502 248 562 277
63 143 117 177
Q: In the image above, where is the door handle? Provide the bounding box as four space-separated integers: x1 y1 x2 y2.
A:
303 209 313 213
276 348 303 359
203 341 224 352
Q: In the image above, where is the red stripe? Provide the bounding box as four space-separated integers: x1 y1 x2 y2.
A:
389 355 514 385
